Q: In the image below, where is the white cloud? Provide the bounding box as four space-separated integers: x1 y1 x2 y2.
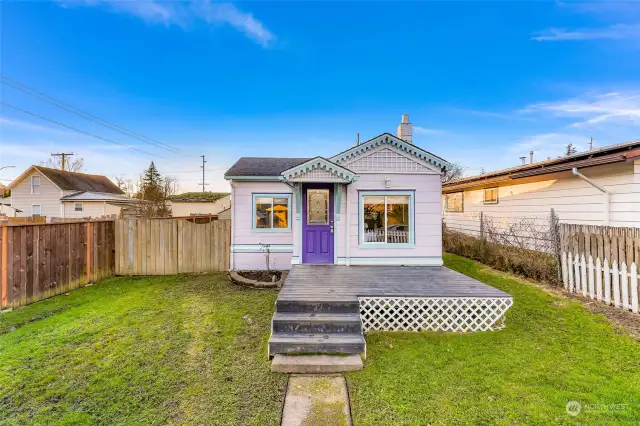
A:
521 92 640 127
531 24 640 41
508 133 589 161
192 2 275 47
59 0 275 47
413 126 443 135
0 116 74 135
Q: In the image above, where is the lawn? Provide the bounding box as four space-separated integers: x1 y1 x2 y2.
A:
346 254 640 425
0 274 286 425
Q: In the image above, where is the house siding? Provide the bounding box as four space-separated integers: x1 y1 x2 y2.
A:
443 162 640 237
169 195 230 217
62 201 106 219
341 173 443 265
10 169 63 219
230 181 295 270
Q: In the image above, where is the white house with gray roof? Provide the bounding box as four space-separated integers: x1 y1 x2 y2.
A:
6 166 138 221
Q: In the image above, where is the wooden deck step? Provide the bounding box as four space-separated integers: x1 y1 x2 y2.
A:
275 299 360 314
272 312 362 334
269 332 365 355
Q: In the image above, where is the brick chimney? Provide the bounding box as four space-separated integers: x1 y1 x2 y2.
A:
397 114 413 144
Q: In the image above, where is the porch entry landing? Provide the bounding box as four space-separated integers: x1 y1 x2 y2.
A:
268 265 514 358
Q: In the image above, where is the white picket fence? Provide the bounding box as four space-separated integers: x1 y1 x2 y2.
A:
561 253 639 313
560 224 639 314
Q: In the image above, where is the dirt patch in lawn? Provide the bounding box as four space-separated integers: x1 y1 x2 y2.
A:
237 270 282 283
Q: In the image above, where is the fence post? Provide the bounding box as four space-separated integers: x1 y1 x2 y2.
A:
479 212 484 241
550 208 562 283
86 222 91 283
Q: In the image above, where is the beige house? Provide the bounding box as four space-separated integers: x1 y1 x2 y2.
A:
442 141 640 236
169 193 230 217
6 166 137 221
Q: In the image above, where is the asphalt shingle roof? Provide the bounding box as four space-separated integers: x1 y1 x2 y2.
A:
35 166 124 194
224 157 311 177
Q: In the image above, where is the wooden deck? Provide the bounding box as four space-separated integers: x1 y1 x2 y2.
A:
278 265 511 302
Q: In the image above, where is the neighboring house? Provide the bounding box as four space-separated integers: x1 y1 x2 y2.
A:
168 192 230 217
442 141 640 237
217 207 231 220
224 114 451 270
6 166 138 221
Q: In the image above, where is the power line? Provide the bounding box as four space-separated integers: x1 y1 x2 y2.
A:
0 101 162 158
0 74 181 154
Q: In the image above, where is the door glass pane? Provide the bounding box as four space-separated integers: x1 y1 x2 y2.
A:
307 190 329 225
273 197 289 228
363 195 385 242
255 197 272 228
386 195 410 244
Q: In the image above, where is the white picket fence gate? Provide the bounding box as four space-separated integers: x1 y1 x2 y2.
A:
560 224 639 314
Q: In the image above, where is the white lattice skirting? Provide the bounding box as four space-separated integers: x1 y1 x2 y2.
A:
359 297 514 332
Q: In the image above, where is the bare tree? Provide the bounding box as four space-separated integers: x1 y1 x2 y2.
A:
41 156 85 172
113 175 137 197
441 163 466 184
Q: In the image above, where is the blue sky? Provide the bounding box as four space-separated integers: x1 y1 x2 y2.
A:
1 1 640 192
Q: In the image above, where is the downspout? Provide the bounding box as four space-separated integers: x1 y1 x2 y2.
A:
229 181 236 271
572 167 610 226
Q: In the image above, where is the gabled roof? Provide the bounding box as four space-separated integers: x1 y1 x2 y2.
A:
442 139 640 192
224 158 311 177
280 157 357 182
8 166 123 194
60 192 136 202
330 133 451 171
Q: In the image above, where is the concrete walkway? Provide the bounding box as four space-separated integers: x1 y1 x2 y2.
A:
281 374 352 426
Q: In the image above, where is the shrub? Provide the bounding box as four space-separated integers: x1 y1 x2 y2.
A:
443 226 560 285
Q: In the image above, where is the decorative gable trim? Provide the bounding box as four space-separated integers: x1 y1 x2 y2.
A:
330 133 450 172
342 146 439 174
280 157 357 183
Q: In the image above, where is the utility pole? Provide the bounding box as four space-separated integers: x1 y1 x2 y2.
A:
589 137 594 150
50 152 74 170
200 155 206 193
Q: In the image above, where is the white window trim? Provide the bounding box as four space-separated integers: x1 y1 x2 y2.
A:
359 190 414 248
483 188 499 204
445 192 464 212
252 193 292 233
31 175 41 194
74 202 84 212
32 204 41 216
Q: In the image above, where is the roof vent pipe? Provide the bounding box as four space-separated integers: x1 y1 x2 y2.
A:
529 151 534 164
519 156 526 165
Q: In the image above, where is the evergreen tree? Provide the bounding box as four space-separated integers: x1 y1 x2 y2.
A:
136 161 175 217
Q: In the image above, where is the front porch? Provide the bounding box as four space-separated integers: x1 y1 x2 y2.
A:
268 265 514 358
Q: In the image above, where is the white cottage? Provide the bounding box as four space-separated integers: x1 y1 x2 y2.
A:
224 115 451 270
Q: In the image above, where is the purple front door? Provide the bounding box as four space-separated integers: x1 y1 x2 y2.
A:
302 184 334 264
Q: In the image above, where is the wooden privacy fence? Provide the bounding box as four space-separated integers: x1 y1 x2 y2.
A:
560 224 639 314
115 219 230 275
0 221 115 309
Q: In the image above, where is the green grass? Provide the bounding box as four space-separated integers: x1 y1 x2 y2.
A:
346 254 640 425
0 274 286 425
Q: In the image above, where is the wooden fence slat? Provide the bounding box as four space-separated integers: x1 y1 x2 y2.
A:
25 226 34 305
